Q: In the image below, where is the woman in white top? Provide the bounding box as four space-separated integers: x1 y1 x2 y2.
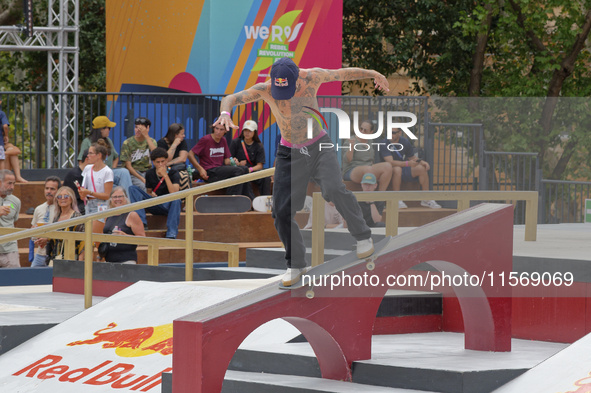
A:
79 139 114 215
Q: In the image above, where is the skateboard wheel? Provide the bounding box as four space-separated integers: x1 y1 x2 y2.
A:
366 261 375 271
306 289 315 299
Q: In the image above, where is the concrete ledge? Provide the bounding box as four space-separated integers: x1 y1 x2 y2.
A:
0 267 53 286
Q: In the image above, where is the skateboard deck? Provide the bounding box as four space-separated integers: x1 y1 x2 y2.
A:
194 195 252 213
279 236 391 297
252 195 273 212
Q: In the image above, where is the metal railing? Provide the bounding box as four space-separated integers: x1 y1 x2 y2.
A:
0 168 274 308
480 151 542 224
310 190 539 266
426 122 484 191
540 179 591 224
0 92 428 170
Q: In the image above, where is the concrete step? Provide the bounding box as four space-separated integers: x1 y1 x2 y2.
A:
217 332 545 393
220 370 421 393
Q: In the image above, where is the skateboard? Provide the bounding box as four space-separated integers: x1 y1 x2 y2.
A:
252 195 273 212
278 236 391 298
194 195 252 213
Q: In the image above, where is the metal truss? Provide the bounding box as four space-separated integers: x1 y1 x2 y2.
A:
0 0 79 168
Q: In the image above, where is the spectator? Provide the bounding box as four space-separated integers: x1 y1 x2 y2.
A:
101 187 145 264
157 123 189 171
64 149 89 214
45 186 84 264
377 128 441 209
188 120 248 196
30 176 61 267
4 143 28 183
342 120 392 191
0 170 20 268
0 100 27 182
78 141 114 215
357 173 385 227
229 120 272 198
304 200 345 229
120 117 157 191
78 116 133 192
128 147 181 239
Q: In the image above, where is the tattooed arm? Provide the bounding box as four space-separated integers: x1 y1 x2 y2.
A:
309 68 390 92
215 84 268 131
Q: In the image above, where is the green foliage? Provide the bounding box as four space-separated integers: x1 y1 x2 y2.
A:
343 0 591 179
0 0 106 92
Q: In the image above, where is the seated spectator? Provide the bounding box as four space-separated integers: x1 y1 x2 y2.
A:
188 119 249 196
357 173 385 227
4 143 27 183
120 117 157 191
64 149 89 214
45 186 84 264
78 116 132 192
342 120 392 191
128 147 181 239
229 120 271 198
101 187 145 264
157 123 189 172
304 200 345 229
78 140 114 215
0 100 27 183
30 176 61 267
377 127 441 209
0 170 20 268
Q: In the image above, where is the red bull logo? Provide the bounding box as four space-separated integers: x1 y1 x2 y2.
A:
13 355 171 391
274 77 288 86
67 322 173 357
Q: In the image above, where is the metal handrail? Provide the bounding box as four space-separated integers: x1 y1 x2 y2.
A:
310 190 539 266
0 168 274 308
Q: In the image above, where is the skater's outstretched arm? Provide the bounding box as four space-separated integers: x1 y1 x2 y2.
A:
216 84 269 131
308 68 390 93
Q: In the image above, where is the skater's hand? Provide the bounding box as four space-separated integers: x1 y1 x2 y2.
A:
214 113 238 132
373 72 390 93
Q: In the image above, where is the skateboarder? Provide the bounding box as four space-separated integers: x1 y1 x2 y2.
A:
215 58 389 286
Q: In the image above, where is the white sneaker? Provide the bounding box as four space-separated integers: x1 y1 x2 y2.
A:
398 200 408 209
421 200 442 209
357 238 374 259
281 267 309 287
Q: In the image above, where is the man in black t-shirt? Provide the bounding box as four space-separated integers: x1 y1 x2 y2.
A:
358 173 385 227
128 147 181 239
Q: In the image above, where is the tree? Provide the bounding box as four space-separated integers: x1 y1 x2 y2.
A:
343 0 591 180
0 0 106 92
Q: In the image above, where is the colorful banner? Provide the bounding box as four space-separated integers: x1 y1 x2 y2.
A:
106 0 343 96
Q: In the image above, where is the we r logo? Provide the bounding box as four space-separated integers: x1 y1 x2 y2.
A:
305 109 418 140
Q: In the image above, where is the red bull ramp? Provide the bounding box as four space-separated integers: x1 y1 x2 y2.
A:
0 203 516 393
493 331 591 393
0 280 277 392
173 203 515 392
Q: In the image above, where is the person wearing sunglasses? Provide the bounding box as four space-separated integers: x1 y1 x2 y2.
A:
120 117 157 192
45 186 85 264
